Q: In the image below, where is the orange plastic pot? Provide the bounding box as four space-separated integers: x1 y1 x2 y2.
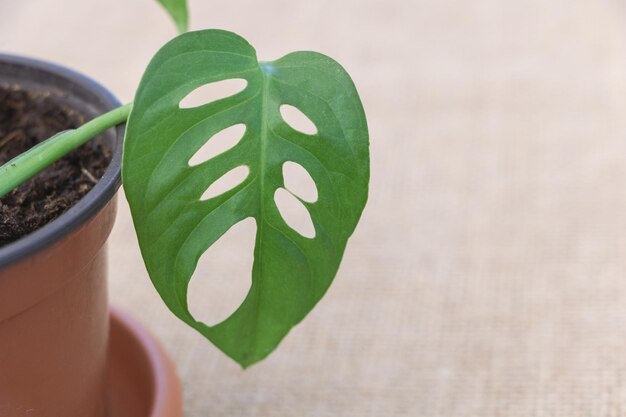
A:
0 55 182 417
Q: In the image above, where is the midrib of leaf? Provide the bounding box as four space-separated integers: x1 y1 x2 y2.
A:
259 66 272 226
247 65 273 353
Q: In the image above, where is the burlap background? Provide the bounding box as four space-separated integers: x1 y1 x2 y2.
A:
4 0 626 415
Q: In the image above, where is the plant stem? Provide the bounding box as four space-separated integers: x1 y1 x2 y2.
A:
0 102 132 199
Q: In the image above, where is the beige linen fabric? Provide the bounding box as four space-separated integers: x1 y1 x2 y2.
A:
3 0 626 415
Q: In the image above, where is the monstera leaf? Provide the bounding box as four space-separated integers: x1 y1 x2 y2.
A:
123 29 369 367
156 0 188 33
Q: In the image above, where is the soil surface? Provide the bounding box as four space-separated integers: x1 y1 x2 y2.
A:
0 85 111 247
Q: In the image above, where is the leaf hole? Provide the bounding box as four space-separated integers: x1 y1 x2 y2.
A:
179 78 248 109
282 161 318 203
200 165 249 201
187 218 255 326
274 188 316 238
189 124 246 167
280 105 318 135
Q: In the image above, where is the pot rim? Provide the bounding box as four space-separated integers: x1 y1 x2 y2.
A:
0 54 124 268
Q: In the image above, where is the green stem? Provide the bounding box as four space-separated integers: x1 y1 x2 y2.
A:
0 102 132 198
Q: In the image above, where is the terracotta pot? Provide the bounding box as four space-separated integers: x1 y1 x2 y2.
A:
0 56 181 417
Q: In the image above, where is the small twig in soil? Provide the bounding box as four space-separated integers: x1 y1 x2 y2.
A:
0 130 24 150
80 166 98 185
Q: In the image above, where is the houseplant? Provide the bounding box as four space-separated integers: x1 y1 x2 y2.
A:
0 0 369 415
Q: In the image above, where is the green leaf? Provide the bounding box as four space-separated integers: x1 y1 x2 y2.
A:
156 0 188 33
122 29 369 367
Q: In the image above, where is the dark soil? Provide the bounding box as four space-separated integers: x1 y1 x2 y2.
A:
0 85 111 247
